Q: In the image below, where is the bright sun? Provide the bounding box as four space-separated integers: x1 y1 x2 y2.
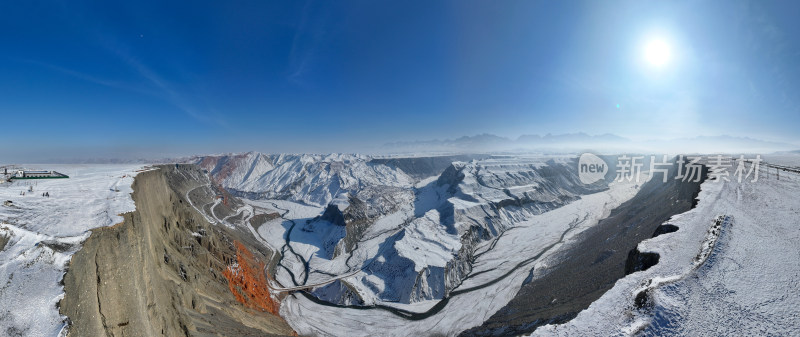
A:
644 39 671 67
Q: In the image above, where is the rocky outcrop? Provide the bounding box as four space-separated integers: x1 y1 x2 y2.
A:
59 165 295 337
624 249 660 275
333 186 413 258
334 196 371 257
312 279 365 306
652 223 679 237
319 204 346 227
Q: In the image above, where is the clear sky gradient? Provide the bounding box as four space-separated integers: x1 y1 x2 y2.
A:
1 1 799 160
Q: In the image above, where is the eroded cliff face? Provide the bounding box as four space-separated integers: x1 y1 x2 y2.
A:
59 165 294 337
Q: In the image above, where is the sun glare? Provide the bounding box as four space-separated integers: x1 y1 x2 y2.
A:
644 39 671 67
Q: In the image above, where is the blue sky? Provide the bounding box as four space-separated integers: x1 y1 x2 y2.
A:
1 1 798 160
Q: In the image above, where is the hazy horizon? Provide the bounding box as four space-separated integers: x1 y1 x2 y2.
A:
4 131 798 164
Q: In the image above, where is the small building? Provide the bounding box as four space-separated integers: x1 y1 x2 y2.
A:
12 170 69 180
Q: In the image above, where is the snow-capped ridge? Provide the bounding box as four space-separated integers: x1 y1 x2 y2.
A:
196 152 413 207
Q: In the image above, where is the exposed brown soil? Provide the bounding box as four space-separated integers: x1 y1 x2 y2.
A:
59 164 295 337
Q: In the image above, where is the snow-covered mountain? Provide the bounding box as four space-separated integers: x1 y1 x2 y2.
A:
195 152 414 207
196 152 610 309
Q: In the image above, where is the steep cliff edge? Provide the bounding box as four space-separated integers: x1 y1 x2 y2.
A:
59 165 295 337
460 162 706 336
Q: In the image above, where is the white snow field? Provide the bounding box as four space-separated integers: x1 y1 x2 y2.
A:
532 161 800 336
0 165 143 336
763 152 800 167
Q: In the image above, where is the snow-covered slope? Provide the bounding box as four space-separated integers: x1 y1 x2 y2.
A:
196 152 413 207
531 160 800 336
0 165 142 336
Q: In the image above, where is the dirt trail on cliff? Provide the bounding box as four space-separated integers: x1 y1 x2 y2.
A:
59 165 295 337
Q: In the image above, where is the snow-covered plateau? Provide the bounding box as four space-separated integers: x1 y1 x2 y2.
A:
0 165 143 336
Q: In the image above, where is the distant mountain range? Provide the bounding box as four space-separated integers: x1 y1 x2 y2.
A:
382 133 799 154
382 133 627 152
